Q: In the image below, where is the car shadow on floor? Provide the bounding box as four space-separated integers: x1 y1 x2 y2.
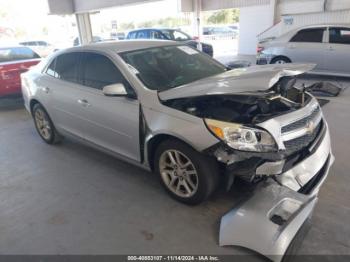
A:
0 96 25 111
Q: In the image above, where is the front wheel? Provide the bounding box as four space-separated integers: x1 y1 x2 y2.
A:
32 103 62 144
154 139 219 205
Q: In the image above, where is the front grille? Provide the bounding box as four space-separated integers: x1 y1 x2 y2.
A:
281 106 320 134
284 120 323 155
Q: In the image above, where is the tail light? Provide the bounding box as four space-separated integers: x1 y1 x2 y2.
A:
257 46 264 54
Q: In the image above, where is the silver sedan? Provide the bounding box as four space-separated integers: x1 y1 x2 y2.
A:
21 40 333 205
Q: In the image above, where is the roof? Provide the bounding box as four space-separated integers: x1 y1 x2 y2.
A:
63 40 179 54
300 23 350 29
273 23 350 42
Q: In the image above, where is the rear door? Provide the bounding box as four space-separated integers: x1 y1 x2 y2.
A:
324 27 350 75
284 28 327 71
74 52 140 161
40 52 90 137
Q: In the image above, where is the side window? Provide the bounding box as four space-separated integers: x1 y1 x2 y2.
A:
46 58 57 77
329 28 350 45
128 32 137 39
173 30 190 41
136 30 148 39
150 30 165 39
290 28 325 43
52 53 80 83
81 53 127 90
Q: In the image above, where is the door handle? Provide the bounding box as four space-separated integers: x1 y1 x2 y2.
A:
77 99 91 107
42 87 50 93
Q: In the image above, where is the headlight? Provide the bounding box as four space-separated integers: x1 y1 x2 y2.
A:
205 119 277 152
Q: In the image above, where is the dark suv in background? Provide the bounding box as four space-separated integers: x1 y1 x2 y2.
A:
126 28 214 57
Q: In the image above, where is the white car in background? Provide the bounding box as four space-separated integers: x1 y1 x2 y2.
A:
257 24 350 77
203 26 238 39
19 40 56 57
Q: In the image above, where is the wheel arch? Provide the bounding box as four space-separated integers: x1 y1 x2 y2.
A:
29 99 41 115
146 133 199 171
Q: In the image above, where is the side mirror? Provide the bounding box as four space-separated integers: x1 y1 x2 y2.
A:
102 83 128 97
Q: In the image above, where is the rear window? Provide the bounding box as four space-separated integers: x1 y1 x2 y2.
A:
46 52 80 83
0 47 40 63
290 28 325 43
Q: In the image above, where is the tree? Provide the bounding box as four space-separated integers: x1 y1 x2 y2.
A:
119 22 135 31
204 8 239 25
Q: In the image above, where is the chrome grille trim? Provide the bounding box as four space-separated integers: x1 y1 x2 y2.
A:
257 97 321 151
281 106 320 134
282 112 322 142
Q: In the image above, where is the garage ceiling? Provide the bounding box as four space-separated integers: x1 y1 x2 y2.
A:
48 0 273 14
47 0 161 14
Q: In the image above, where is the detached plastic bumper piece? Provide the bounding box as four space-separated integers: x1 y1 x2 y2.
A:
219 126 334 261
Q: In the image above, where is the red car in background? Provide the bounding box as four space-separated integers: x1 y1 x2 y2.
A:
0 46 41 97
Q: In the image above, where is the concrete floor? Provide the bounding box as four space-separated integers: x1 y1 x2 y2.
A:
0 83 350 257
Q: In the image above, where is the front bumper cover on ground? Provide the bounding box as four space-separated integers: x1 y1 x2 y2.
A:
219 125 334 261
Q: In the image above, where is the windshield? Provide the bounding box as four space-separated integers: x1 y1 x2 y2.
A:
120 45 226 91
160 30 191 41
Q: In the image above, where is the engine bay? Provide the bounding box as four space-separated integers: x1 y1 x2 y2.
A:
163 77 311 124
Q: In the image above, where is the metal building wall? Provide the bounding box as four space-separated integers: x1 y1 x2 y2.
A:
239 4 273 54
259 0 350 40
285 9 350 30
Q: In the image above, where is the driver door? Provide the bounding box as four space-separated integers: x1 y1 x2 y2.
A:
75 52 140 161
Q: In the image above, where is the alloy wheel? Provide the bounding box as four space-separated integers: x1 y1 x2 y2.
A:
34 108 52 140
159 150 199 198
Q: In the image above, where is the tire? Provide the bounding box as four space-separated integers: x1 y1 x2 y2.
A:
271 56 291 64
154 139 219 205
32 103 62 144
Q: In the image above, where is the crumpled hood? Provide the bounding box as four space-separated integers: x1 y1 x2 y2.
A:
159 63 315 101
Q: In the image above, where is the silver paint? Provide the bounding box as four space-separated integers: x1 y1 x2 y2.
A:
21 41 334 258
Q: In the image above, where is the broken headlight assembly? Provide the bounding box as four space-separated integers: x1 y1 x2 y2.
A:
205 119 277 152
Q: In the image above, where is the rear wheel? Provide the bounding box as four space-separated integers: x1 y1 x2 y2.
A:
271 56 291 64
154 139 219 205
32 103 62 144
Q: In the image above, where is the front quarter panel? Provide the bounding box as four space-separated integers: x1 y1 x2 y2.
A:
142 104 219 153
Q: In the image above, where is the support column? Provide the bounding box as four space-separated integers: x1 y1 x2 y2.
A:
192 0 202 39
75 13 93 45
269 0 278 25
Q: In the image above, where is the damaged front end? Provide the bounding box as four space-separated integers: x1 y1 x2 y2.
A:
162 66 323 187
159 64 334 259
